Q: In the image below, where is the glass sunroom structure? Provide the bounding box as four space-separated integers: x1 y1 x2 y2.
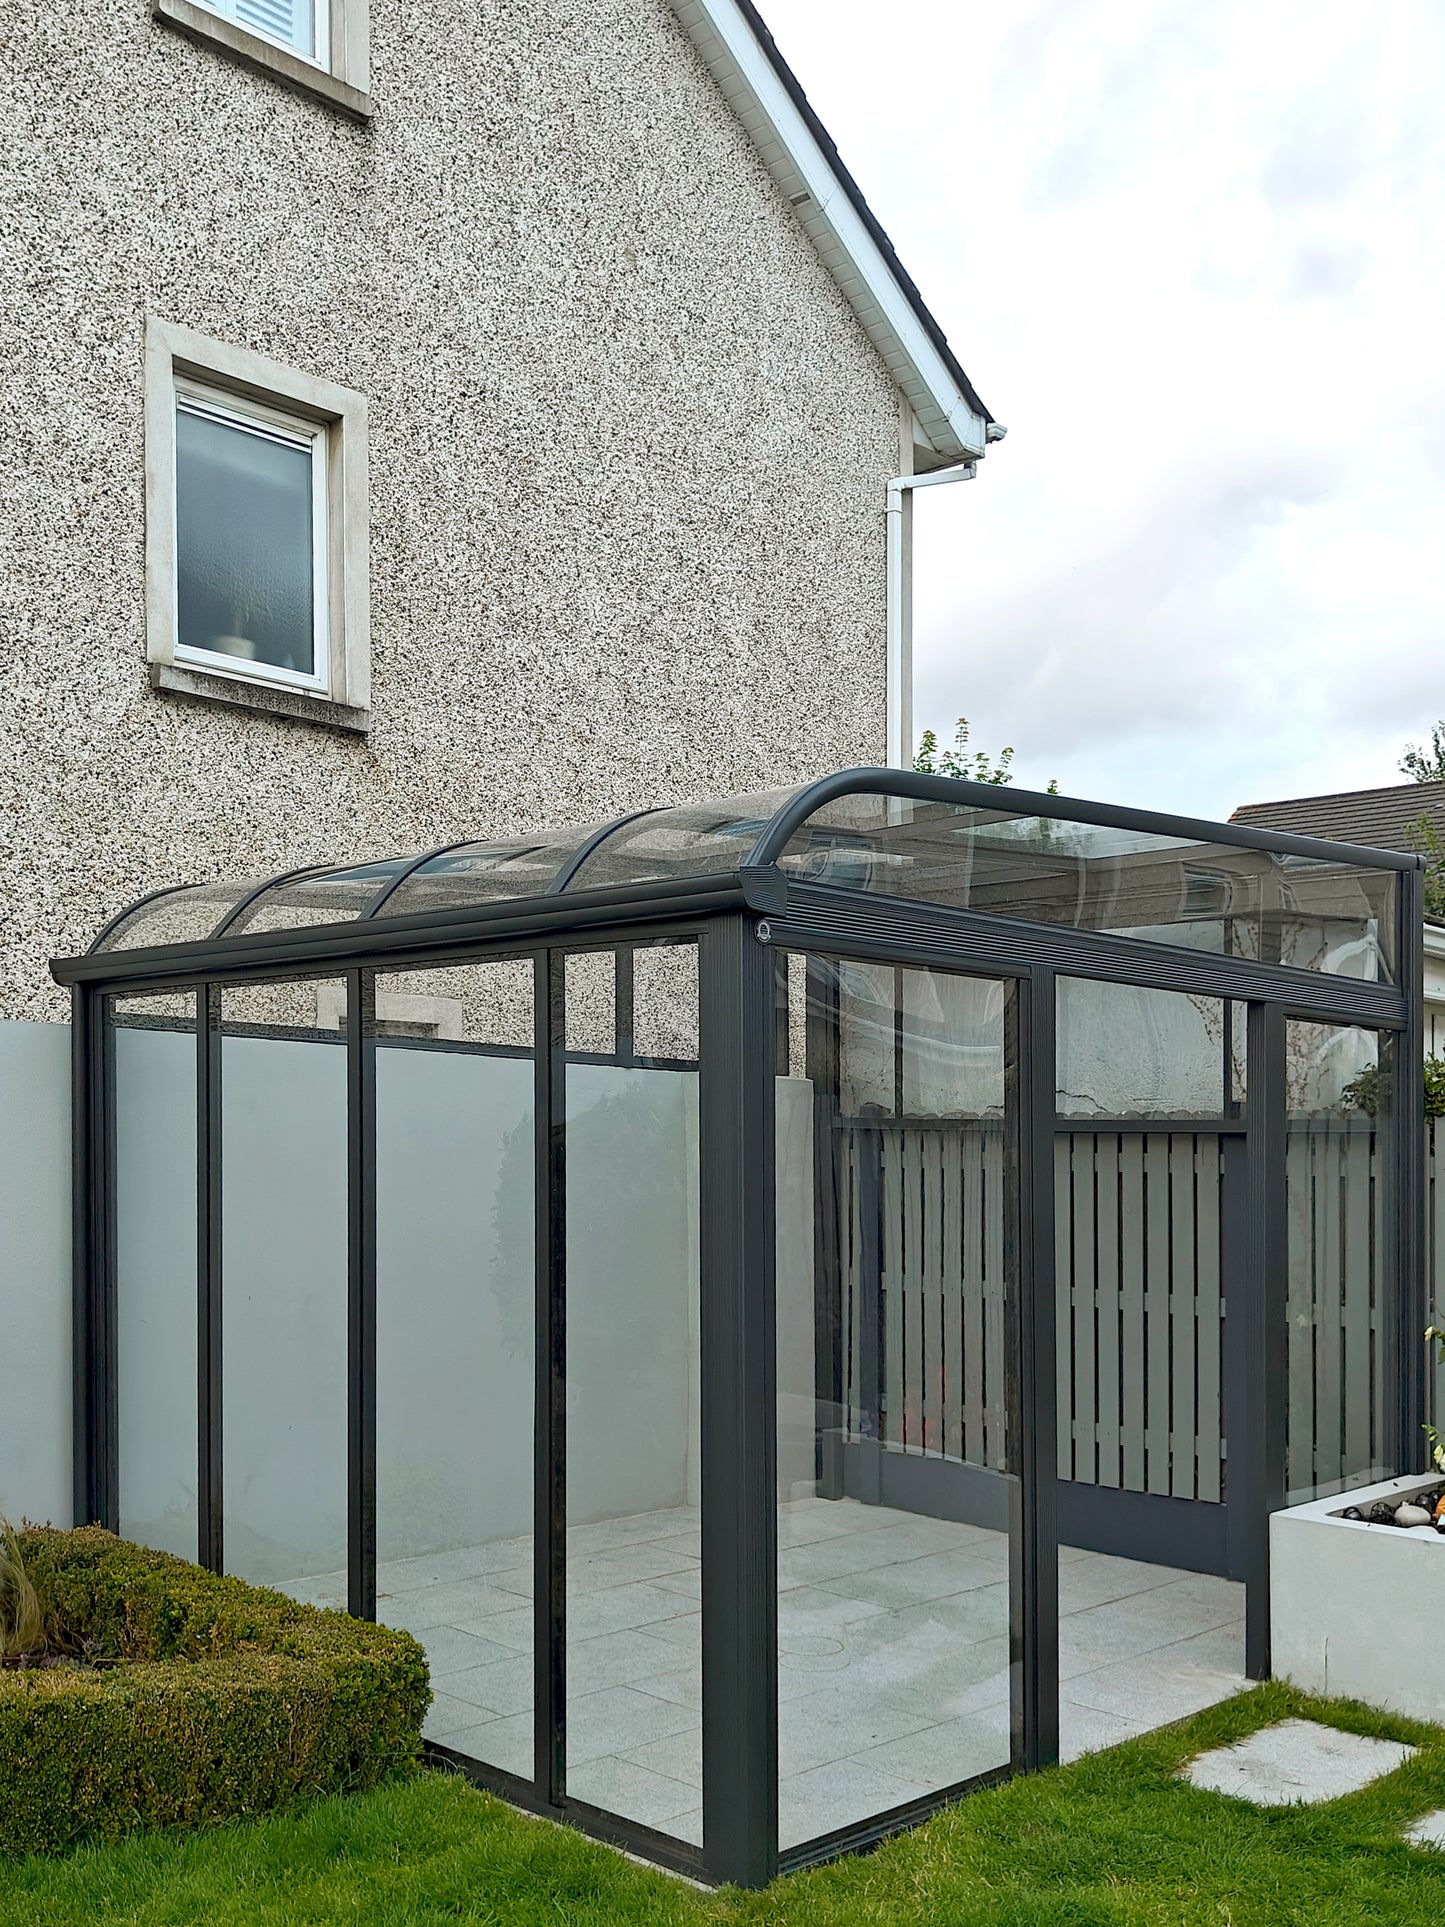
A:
55 770 1425 1887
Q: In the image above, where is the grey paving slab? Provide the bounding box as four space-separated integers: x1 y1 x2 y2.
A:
380 1578 530 1633
372 1492 1246 1848
1058 1552 1200 1612
619 1724 703 1789
1156 1621 1248 1675
424 1692 499 1740
433 1719 533 1779
570 1629 696 1698
447 1603 534 1650
640 1608 703 1648
405 1623 522 1675
776 1687 938 1776
566 1544 699 1593
568 1581 700 1638
779 1756 928 1848
437 1652 532 1717
1066 1653 1245 1728
851 1708 1011 1790
1059 1697 1145 1763
563 1686 700 1767
813 1543 1011 1612
1404 1809 1445 1849
377 1539 530 1595
778 1585 891 1632
632 1665 703 1710
565 1757 700 1829
1184 1719 1417 1805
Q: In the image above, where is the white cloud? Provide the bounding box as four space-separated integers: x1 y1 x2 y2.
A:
759 0 1445 818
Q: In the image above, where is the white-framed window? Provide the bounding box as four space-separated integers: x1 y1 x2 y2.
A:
173 383 331 694
146 319 370 728
192 0 328 66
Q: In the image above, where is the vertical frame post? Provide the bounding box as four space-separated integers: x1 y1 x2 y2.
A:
534 950 566 1807
1008 967 1059 1772
1241 1001 1287 1679
1394 865 1427 1463
197 982 223 1572
700 915 777 1888
71 984 115 1528
347 970 377 1620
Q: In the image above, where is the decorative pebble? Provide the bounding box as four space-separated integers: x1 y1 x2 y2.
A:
1341 1506 1364 1520
1369 1502 1397 1525
1396 1504 1433 1528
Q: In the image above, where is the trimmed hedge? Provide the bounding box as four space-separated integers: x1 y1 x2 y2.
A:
0 1527 429 1855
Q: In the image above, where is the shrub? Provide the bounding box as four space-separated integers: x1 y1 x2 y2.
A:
0 1527 429 1856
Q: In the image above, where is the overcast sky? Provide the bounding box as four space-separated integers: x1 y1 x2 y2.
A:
762 0 1445 820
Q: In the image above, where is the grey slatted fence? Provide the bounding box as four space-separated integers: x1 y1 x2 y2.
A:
838 1114 1403 1502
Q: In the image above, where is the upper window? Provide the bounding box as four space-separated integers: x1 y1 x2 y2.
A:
150 0 370 121
175 385 329 693
193 0 327 65
146 320 369 730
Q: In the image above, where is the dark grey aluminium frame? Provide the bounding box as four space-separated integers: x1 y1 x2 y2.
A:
52 769 1425 1890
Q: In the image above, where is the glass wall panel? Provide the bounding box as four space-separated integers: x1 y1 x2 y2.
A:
113 991 198 1560
778 953 1014 1852
220 978 348 1594
775 793 1399 982
1285 1023 1396 1502
374 960 536 1776
1056 979 1230 1119
1050 978 1245 1760
565 943 701 1843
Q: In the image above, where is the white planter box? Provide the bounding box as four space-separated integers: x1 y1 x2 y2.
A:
1271 1474 1445 1719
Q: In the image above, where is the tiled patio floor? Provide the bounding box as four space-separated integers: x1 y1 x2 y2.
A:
288 1495 1246 1850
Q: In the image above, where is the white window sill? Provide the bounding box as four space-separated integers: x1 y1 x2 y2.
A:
151 662 371 734
151 0 373 122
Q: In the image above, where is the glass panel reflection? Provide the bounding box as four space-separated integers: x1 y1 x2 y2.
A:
776 793 1398 982
1286 1023 1396 1503
379 826 612 921
567 789 803 892
777 953 1013 1851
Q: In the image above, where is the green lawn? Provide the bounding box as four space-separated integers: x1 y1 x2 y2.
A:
6 1684 1445 1926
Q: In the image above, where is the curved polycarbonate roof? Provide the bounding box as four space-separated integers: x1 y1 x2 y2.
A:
87 770 1417 986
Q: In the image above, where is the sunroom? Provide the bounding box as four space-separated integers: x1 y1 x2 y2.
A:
52 770 1425 1888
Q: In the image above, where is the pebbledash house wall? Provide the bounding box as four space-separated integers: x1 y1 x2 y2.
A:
0 0 917 1523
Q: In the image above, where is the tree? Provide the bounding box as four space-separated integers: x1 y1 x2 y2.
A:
1405 813 1445 920
913 717 1058 792
1400 723 1445 785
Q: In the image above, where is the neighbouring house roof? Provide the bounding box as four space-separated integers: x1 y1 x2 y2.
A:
669 0 994 468
1231 780 1445 856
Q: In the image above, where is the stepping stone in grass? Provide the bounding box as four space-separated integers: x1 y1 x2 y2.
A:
1182 1719 1416 1806
1404 1811 1445 1850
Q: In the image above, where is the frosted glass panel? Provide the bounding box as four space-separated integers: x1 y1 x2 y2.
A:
176 402 316 677
564 942 701 1844
1056 979 1228 1118
375 963 536 1780
221 983 347 1590
114 999 197 1561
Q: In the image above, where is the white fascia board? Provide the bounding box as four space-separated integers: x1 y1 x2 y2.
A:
670 0 989 462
